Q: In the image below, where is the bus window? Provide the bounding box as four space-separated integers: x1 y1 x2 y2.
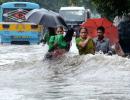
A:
1 2 40 22
14 4 26 7
3 8 30 22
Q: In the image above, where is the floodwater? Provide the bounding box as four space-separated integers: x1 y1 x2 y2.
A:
0 38 130 100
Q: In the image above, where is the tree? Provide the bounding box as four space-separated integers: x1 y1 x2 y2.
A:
91 0 130 20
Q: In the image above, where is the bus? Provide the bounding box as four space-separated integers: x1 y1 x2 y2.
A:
59 7 91 35
0 2 43 44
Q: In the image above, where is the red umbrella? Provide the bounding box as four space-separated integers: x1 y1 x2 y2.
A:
81 18 119 45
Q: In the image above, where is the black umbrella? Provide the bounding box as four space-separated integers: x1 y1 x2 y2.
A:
25 8 68 28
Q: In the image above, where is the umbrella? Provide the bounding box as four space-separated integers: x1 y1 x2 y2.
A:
48 10 68 28
81 18 119 45
25 8 68 28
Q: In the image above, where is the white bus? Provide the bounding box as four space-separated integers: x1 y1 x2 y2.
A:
59 7 90 35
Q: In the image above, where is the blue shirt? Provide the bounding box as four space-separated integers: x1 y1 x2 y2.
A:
93 37 111 54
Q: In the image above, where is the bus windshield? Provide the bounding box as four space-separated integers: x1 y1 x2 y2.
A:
3 8 31 22
60 10 85 22
1 2 40 22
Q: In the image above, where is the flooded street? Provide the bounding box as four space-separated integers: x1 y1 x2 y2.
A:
0 39 130 100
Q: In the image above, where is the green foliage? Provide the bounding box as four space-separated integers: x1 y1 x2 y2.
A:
91 0 130 20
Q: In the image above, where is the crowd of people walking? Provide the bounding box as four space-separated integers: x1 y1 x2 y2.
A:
42 25 124 58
